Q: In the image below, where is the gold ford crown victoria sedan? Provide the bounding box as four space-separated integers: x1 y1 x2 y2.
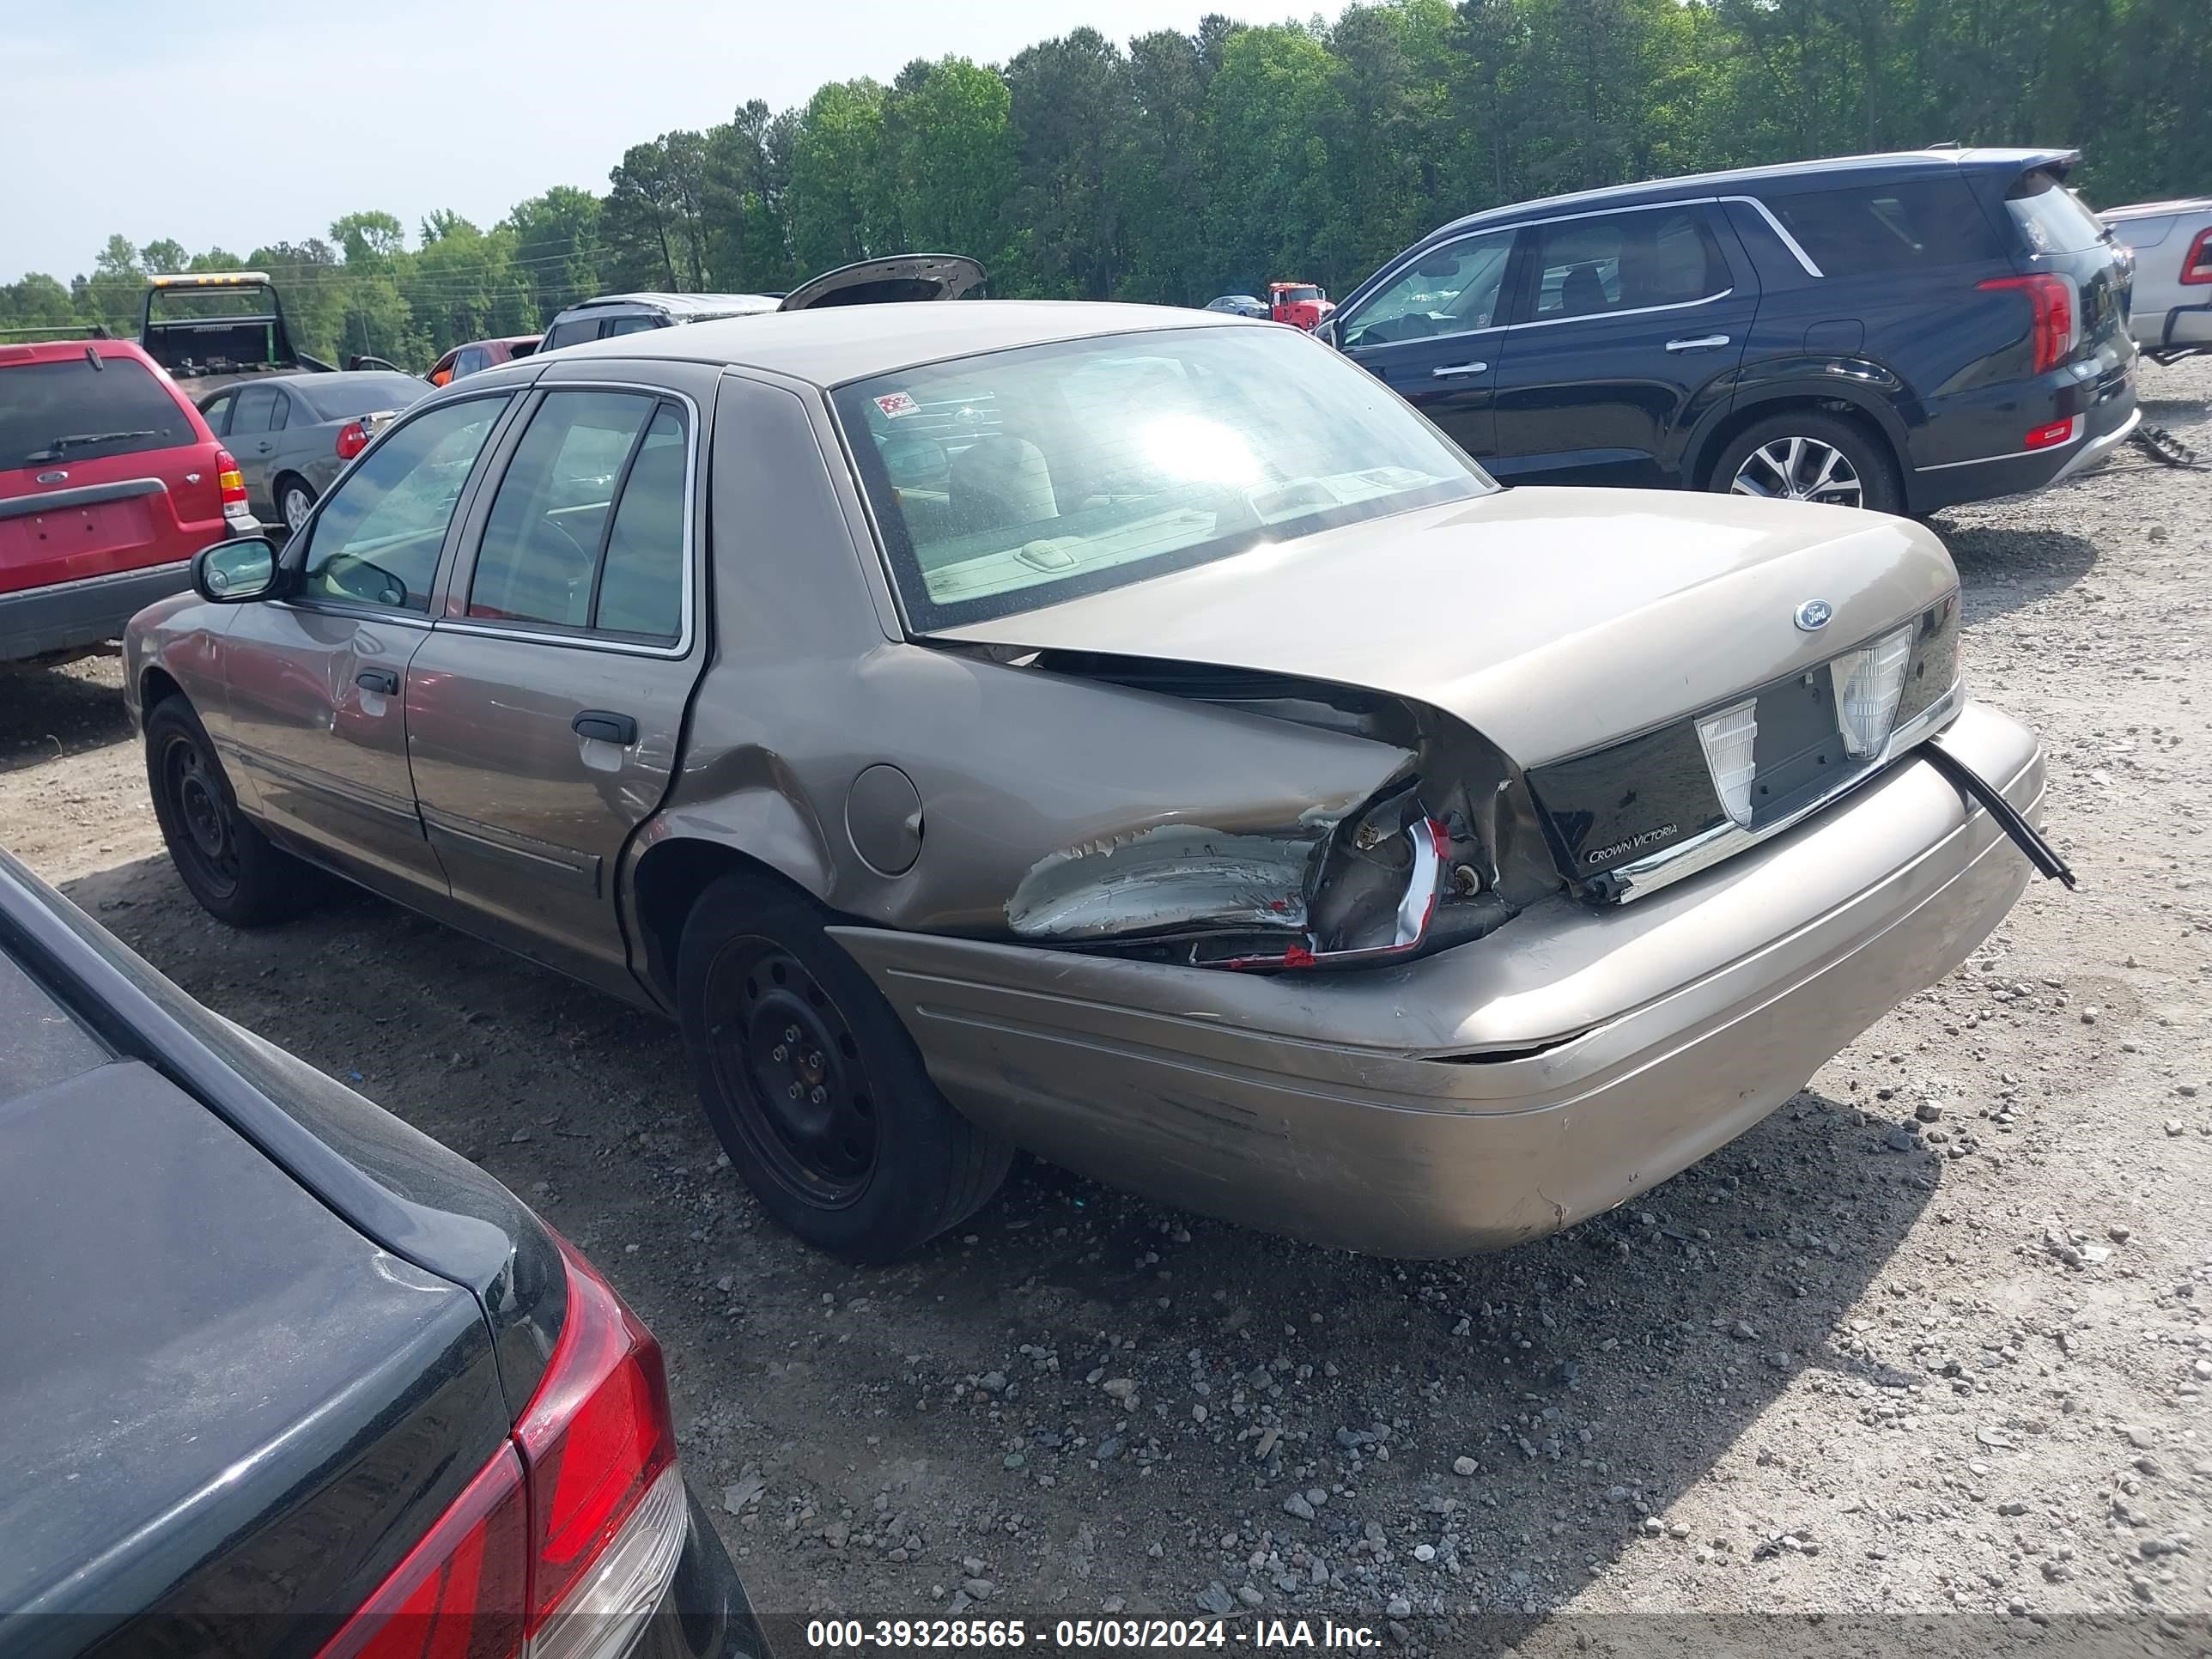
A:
124 302 2065 1261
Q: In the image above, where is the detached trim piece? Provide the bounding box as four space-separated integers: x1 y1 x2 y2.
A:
1918 738 2076 887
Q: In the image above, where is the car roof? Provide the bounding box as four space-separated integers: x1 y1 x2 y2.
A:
202 369 422 398
0 337 159 368
1423 147 2079 240
546 299 1248 386
557 292 781 319
2099 197 2212 222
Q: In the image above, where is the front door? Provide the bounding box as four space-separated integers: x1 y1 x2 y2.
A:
404 376 708 988
218 393 514 902
1334 226 1520 465
1488 203 1758 488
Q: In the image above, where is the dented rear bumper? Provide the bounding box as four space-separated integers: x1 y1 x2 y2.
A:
830 701 2044 1257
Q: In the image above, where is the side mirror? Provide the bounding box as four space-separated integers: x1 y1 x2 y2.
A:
1314 316 1341 349
192 537 278 604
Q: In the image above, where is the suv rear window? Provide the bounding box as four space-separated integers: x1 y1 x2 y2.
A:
541 319 607 351
3 356 197 469
1763 176 2006 276
2005 169 2107 255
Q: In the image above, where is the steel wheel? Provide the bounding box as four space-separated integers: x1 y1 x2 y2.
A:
704 939 878 1206
161 731 240 900
1729 436 1863 507
281 482 315 534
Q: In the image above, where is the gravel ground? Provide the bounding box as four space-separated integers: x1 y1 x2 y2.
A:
5 362 2209 1656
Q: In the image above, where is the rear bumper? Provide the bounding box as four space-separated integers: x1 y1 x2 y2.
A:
834 701 2044 1258
1909 363 2138 514
0 560 195 661
2133 301 2212 355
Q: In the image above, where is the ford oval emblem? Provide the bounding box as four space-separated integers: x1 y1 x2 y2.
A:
1794 599 1833 632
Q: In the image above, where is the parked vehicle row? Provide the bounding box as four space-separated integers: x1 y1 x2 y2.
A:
0 843 769 1659
125 295 2063 1266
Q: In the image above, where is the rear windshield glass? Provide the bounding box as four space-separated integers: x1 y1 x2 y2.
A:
1764 176 2006 276
2006 170 2108 255
834 325 1490 630
1 356 195 468
0 948 107 1106
296 374 429 421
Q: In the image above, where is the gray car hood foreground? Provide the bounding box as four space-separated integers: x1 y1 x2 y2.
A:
932 487 1958 767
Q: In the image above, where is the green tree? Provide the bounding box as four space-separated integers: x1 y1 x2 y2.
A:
883 58 1018 274
787 80 899 274
1005 29 1138 298
503 186 605 319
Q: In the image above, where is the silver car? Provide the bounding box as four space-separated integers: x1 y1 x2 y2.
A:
125 302 2058 1264
2101 196 2212 362
197 370 433 534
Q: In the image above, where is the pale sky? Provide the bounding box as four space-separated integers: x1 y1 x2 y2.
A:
0 0 1324 284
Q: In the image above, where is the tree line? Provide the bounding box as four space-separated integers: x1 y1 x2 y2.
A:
3 0 2201 370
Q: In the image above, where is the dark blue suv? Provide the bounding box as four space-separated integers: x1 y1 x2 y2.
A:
1322 148 2139 517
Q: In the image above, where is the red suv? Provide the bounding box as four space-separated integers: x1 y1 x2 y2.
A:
2 339 252 665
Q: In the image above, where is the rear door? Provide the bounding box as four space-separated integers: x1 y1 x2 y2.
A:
218 393 514 902
1334 224 1522 464
403 362 714 992
226 381 283 511
0 346 224 600
1488 202 1756 487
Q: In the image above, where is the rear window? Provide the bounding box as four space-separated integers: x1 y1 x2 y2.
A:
0 948 108 1106
1764 176 2006 276
2 356 196 469
541 318 607 351
2005 170 2108 255
296 374 429 421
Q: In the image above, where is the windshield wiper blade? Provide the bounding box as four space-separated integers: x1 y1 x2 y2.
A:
22 430 160 462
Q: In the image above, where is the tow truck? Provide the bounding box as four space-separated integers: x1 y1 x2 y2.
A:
137 270 403 398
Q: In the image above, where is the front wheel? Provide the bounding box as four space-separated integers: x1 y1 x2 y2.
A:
677 872 1012 1262
277 477 317 536
1709 412 1903 515
146 699 326 926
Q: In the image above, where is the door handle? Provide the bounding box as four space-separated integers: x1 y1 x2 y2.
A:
573 710 638 745
1665 334 1731 352
355 669 398 696
1431 361 1490 379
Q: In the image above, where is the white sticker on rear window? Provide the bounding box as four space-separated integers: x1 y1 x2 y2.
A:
874 391 920 419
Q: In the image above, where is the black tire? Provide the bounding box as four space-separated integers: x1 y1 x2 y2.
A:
145 698 326 926
1708 410 1903 515
276 475 317 538
677 872 1012 1262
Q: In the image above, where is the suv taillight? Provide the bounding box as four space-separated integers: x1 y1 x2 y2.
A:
1978 273 2077 374
2182 227 2212 287
336 422 371 461
216 449 252 522
316 1233 685 1659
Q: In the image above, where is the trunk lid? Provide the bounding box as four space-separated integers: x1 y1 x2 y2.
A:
928 486 1958 769
0 1051 507 1652
1981 154 2134 368
779 253 987 310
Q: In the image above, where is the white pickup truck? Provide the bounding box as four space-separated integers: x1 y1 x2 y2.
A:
2100 197 2212 364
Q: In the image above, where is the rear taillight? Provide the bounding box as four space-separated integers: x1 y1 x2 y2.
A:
337 422 371 461
2182 227 2212 286
216 449 252 522
316 1234 685 1659
1978 273 2077 373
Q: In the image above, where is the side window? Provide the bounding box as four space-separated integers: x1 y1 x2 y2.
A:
605 315 664 337
295 397 508 612
1341 228 1517 349
233 383 280 433
1530 209 1729 320
455 347 488 376
540 318 606 351
1765 178 2006 275
466 390 687 637
269 391 294 431
200 392 234 435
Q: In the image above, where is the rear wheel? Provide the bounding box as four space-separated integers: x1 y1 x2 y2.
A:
276 476 317 536
677 872 1012 1261
1710 411 1902 515
146 698 325 926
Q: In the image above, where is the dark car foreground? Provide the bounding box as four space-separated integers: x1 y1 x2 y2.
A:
0 846 767 1659
1327 147 2138 516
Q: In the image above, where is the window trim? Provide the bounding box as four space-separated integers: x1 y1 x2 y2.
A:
430 380 702 660
1340 192 1821 353
280 387 521 626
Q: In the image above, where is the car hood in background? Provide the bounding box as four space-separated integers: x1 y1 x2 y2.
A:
780 253 988 310
930 488 1957 768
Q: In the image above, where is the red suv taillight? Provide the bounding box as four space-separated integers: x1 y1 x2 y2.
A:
2181 227 2212 287
1978 273 2076 374
216 448 253 522
316 1233 685 1659
336 422 372 461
